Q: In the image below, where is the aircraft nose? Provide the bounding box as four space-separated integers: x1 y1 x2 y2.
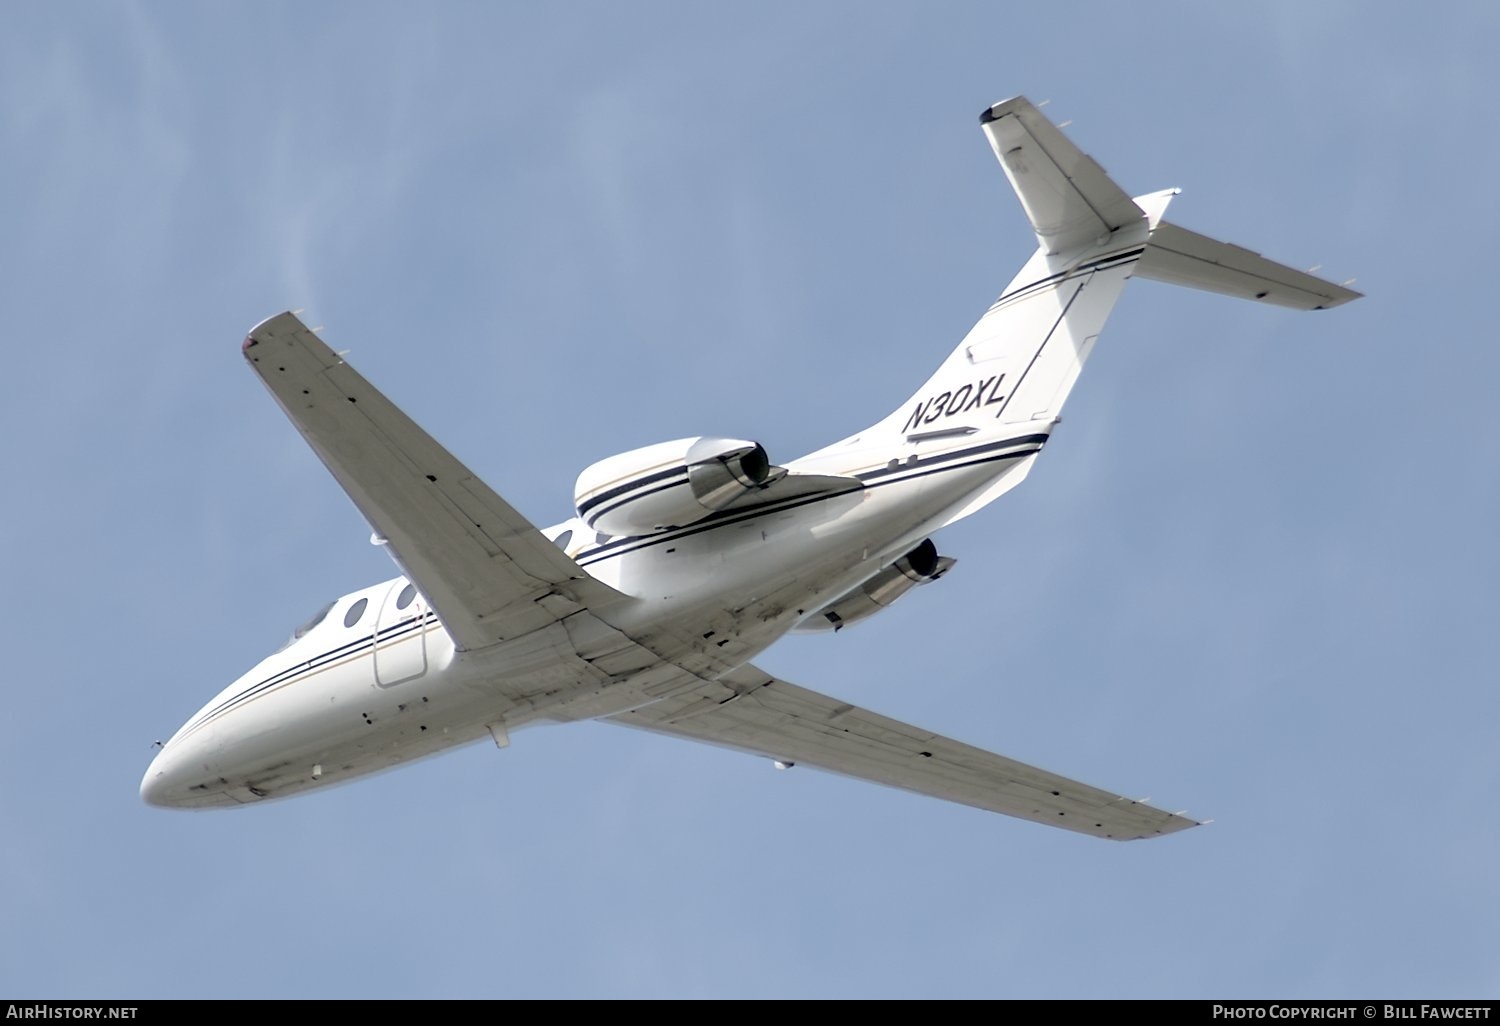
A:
140 736 229 809
140 744 186 808
140 766 167 806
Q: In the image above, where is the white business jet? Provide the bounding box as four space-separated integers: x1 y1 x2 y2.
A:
142 97 1359 838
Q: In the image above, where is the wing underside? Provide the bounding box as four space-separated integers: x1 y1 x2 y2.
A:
243 312 628 651
607 663 1201 840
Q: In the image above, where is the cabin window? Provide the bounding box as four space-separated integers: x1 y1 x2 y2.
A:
276 600 336 651
294 601 335 639
343 597 369 628
553 529 573 551
397 583 418 610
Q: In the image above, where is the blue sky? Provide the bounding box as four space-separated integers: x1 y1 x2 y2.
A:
3 2 1496 999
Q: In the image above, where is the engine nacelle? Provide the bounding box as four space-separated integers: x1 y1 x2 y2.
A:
794 539 956 633
575 436 778 536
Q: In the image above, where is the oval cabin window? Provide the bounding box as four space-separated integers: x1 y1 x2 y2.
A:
343 597 369 628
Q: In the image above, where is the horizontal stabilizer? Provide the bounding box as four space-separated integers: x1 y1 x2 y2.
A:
1139 220 1362 310
980 96 1145 254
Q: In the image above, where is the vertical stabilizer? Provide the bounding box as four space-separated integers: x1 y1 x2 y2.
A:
798 96 1359 528
979 96 1145 255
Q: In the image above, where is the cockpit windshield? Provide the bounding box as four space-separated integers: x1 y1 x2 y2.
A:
277 600 335 652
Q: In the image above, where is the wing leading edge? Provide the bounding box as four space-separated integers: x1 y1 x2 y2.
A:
608 663 1201 840
243 312 629 651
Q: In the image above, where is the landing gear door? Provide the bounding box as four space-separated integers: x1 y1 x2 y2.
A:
374 579 427 687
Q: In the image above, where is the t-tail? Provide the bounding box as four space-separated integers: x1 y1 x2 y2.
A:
804 95 1360 523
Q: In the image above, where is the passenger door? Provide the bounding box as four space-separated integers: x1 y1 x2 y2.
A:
374 579 427 687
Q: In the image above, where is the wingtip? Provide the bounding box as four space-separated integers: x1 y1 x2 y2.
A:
978 95 1029 124
1312 289 1364 310
243 310 313 352
246 310 293 342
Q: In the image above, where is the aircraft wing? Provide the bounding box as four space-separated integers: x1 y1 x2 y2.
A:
243 312 628 651
607 662 1201 840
